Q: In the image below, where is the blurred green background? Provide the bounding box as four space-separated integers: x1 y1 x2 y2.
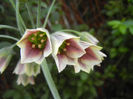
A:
0 0 133 99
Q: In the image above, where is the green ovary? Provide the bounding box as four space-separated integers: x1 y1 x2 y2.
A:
58 41 70 54
28 31 47 50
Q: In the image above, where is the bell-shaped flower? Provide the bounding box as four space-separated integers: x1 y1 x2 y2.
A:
17 28 52 64
74 41 106 73
14 60 40 77
17 74 35 86
51 32 86 72
80 32 99 45
0 47 13 74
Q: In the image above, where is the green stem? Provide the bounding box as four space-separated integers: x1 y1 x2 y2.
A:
16 0 24 35
9 0 26 31
41 59 61 99
25 3 35 28
43 0 56 28
37 0 41 28
0 35 19 41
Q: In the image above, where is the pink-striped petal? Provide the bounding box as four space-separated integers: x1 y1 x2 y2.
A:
13 61 25 75
65 39 85 58
17 29 39 48
20 40 43 64
51 32 80 55
17 74 35 86
53 53 76 72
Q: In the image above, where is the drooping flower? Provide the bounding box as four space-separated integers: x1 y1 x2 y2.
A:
80 32 99 45
74 41 106 73
17 28 52 64
51 32 86 72
0 47 13 74
14 60 40 77
17 74 35 86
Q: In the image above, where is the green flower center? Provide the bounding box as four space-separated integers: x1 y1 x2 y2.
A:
28 31 47 50
58 41 70 54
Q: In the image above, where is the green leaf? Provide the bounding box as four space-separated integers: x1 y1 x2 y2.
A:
16 0 24 35
0 25 18 31
3 90 15 98
36 0 41 27
25 2 35 28
129 25 133 35
118 47 128 53
0 35 19 41
108 20 121 28
119 24 127 34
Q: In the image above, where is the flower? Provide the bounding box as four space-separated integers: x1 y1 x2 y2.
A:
14 60 40 86
0 47 13 74
17 28 52 64
17 74 35 86
74 41 106 73
80 32 99 45
51 32 85 72
14 60 40 77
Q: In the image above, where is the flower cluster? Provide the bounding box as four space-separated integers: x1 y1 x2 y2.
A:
0 28 106 86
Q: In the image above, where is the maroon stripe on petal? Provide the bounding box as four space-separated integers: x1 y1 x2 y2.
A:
17 63 25 74
57 53 67 72
0 57 6 69
43 39 51 57
25 30 39 39
65 39 84 58
25 41 42 59
78 58 87 69
81 48 98 60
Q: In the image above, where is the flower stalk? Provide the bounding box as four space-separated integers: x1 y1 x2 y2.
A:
41 59 61 99
43 0 56 28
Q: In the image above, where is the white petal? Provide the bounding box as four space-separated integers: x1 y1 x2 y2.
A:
51 32 80 55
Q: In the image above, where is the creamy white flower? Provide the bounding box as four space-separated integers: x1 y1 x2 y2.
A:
17 28 52 64
51 32 85 72
17 74 35 86
14 60 40 77
0 47 12 73
74 41 106 73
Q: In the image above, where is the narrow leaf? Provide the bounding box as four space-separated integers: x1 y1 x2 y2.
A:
16 0 24 35
25 3 35 28
37 0 41 27
0 35 19 41
43 0 56 28
0 25 18 31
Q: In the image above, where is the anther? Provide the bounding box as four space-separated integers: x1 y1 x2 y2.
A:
66 43 70 46
31 37 35 41
38 44 42 49
32 44 36 48
34 33 37 36
63 48 67 51
40 34 44 37
41 39 45 43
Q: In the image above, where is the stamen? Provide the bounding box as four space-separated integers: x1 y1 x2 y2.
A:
63 48 67 51
58 51 60 54
31 37 35 41
66 43 70 46
38 44 42 49
40 34 44 37
41 39 45 43
34 33 37 36
32 44 36 48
